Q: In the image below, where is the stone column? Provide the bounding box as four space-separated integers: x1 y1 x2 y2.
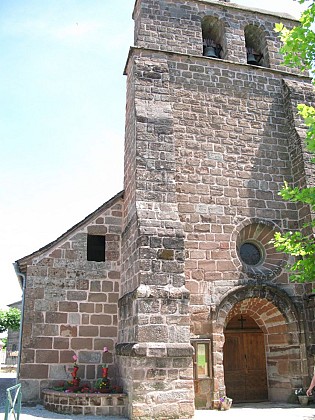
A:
118 52 194 419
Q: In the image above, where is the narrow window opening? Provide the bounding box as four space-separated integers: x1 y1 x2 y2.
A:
191 339 211 379
197 343 208 376
87 235 105 262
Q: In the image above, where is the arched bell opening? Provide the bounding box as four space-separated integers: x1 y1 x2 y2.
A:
244 24 270 67
201 16 226 59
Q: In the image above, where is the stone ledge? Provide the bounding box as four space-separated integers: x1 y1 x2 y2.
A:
42 389 128 417
132 0 298 22
124 46 311 81
118 284 190 308
116 342 194 357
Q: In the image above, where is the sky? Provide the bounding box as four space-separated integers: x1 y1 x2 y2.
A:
0 0 309 309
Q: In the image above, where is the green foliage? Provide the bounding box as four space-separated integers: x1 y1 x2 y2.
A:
273 230 315 282
278 182 315 209
296 104 315 153
272 1 315 283
274 1 315 71
1 337 7 349
0 308 21 333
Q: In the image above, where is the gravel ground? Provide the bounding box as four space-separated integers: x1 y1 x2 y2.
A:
0 372 127 420
1 404 127 420
1 372 315 420
1 402 315 420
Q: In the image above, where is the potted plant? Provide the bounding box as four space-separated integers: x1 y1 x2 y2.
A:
295 388 310 406
218 396 233 410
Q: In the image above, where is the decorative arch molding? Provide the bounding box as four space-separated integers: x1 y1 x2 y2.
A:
216 284 300 329
231 217 282 241
212 284 308 402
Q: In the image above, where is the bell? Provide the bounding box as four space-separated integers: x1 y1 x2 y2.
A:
247 52 259 65
204 46 218 58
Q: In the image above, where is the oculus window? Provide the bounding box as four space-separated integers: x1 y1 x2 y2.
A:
236 222 285 279
239 242 262 266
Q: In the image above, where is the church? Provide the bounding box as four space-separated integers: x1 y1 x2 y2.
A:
14 0 315 418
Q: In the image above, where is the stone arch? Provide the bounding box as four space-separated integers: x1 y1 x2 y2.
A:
201 16 226 59
231 217 282 242
244 24 270 67
212 285 308 402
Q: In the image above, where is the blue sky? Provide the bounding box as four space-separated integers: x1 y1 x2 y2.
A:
0 0 308 308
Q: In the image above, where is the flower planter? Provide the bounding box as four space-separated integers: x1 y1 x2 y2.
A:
42 389 128 417
298 395 310 406
218 398 232 410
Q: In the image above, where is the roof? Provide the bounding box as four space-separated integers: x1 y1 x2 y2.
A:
7 300 22 308
132 0 299 22
15 190 124 273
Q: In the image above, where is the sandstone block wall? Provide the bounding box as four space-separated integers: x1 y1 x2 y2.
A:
16 0 315 415
122 0 315 410
42 389 128 417
18 195 123 402
120 2 196 415
133 0 302 74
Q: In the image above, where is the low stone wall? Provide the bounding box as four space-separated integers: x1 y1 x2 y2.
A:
42 389 128 417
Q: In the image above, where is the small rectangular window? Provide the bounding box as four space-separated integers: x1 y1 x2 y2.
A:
191 339 211 379
87 235 105 262
197 343 208 376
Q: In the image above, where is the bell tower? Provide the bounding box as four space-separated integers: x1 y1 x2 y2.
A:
118 0 314 417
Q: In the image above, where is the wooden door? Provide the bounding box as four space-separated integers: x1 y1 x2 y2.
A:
224 331 268 402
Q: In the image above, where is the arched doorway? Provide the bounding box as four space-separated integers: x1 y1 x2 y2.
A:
223 314 268 402
215 286 308 403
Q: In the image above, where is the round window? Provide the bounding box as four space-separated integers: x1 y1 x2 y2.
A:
239 242 262 266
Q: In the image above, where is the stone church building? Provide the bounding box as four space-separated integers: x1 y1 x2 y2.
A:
14 0 315 418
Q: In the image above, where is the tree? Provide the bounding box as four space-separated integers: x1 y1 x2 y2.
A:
0 308 21 333
1 337 7 349
273 0 315 283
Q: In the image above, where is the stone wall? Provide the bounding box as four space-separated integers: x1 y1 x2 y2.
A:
18 195 123 402
42 389 127 417
123 0 315 410
120 11 196 416
16 0 315 415
282 79 315 378
132 0 303 74
125 44 313 296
